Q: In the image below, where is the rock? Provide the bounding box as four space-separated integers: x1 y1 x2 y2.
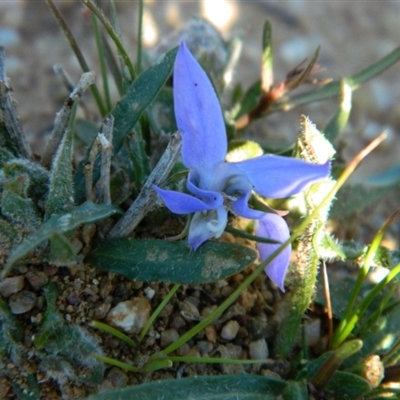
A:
144 286 155 299
205 325 217 343
107 367 128 388
160 328 180 348
221 320 240 341
180 299 200 321
106 298 151 333
0 276 24 297
26 270 48 290
197 340 213 355
249 339 269 360
9 290 36 314
247 314 270 340
90 301 111 320
239 289 258 312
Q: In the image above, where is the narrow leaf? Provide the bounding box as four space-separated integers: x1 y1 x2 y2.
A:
87 374 288 400
86 239 257 284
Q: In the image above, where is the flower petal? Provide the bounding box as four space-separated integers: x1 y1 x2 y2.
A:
231 191 265 219
187 170 224 208
235 155 330 198
255 213 291 292
153 185 211 214
188 207 228 250
174 42 227 169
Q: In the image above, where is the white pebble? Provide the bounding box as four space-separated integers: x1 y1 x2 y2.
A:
221 320 239 341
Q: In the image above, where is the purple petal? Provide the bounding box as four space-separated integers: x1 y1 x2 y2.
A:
153 185 211 214
174 42 227 169
231 191 265 219
235 155 330 198
187 170 224 208
255 213 291 292
188 207 228 250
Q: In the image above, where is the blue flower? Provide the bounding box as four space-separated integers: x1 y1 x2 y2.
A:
153 42 330 291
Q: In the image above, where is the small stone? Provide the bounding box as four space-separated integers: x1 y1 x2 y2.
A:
107 367 128 388
197 340 213 355
144 286 155 299
90 301 111 320
239 289 258 312
0 276 24 297
26 270 48 291
249 339 269 360
170 314 186 330
43 265 58 276
66 291 81 306
221 320 240 341
82 223 96 246
9 290 36 314
205 325 217 343
106 298 151 333
160 328 180 348
180 300 200 321
247 314 270 340
99 277 113 299
176 343 191 356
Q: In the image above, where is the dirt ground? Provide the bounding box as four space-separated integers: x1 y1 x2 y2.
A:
1 1 400 398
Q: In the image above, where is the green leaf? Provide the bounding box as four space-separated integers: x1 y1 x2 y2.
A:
45 124 75 220
282 381 308 400
324 371 371 398
34 282 64 349
2 202 121 278
87 374 288 400
86 239 257 284
74 47 178 203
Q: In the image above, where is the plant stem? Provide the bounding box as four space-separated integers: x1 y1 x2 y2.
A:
82 0 136 81
91 12 112 112
46 0 107 117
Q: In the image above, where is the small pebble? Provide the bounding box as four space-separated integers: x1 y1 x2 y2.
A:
26 270 48 291
249 339 269 360
107 367 128 388
160 328 180 348
0 276 24 298
9 290 37 314
170 314 186 330
90 302 111 320
221 320 240 341
176 343 191 356
144 286 155 299
106 298 151 333
205 325 217 343
197 340 213 355
180 300 200 321
239 289 258 312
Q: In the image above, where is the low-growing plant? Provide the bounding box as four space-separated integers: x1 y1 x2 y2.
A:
1 1 400 399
